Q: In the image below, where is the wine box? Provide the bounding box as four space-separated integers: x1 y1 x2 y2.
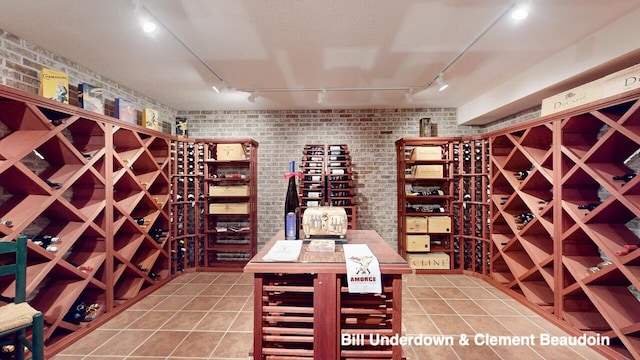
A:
406 216 428 233
406 252 450 269
209 185 249 197
410 146 442 160
143 108 159 131
39 67 69 104
78 83 105 114
217 143 246 160
209 202 250 215
406 235 430 252
428 216 452 233
302 206 348 238
411 165 444 178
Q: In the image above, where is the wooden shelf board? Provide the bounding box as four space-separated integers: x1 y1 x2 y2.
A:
519 280 554 306
586 285 640 329
0 130 50 158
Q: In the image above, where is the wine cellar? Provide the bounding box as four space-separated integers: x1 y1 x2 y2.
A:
1 3 639 358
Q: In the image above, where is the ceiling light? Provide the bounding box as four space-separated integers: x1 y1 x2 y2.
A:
436 74 448 92
511 1 530 20
141 19 157 33
404 89 413 103
317 90 326 104
247 92 258 103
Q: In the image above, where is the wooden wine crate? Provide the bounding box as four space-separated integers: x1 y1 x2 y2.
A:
209 185 249 197
410 146 442 160
428 216 451 233
216 143 246 160
541 62 640 116
406 252 450 269
406 235 430 252
406 216 428 233
411 165 443 178
208 202 250 215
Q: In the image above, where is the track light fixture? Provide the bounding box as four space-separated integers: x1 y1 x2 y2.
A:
247 92 258 103
436 74 448 92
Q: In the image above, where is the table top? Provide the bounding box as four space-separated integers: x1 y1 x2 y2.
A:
244 230 412 274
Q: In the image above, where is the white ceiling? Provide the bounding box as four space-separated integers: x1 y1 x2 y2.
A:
1 0 639 125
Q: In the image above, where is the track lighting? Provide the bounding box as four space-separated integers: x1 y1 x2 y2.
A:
436 74 448 92
317 90 326 104
212 82 229 93
247 92 258 103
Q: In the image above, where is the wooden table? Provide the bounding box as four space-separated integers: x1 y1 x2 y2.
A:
244 230 412 360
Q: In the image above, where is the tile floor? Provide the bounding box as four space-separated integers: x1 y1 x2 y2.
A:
51 272 608 360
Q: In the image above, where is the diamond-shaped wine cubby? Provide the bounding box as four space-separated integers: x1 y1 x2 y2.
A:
0 85 172 356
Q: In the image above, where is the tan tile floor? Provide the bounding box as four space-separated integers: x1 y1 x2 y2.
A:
51 272 609 360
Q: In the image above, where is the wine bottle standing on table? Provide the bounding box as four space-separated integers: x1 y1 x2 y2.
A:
284 160 300 240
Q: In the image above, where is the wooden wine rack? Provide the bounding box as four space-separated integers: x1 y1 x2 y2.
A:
299 144 357 229
0 84 171 356
170 139 206 272
488 88 640 359
202 139 258 271
458 137 492 276
395 138 458 271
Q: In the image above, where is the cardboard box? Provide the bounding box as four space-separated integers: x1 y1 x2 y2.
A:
406 216 428 233
541 62 640 116
428 216 451 233
411 165 444 179
209 202 250 215
410 146 442 160
209 185 249 197
216 143 246 160
406 235 430 252
407 253 450 270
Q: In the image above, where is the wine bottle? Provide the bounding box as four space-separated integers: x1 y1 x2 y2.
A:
284 160 300 240
612 173 636 183
615 242 640 256
577 202 600 211
133 217 149 226
45 179 62 188
513 171 529 181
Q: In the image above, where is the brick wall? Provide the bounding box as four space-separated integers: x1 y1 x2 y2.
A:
181 109 481 247
0 30 175 133
482 106 542 134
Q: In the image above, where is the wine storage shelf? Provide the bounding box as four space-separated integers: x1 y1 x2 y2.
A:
488 88 640 360
299 144 357 230
0 84 171 356
202 139 258 271
396 138 459 272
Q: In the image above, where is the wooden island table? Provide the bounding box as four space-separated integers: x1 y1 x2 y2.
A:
244 230 412 360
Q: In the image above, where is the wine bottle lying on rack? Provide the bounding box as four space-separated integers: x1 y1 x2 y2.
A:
577 202 600 211
513 171 529 181
615 243 640 256
45 179 62 188
612 173 636 183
